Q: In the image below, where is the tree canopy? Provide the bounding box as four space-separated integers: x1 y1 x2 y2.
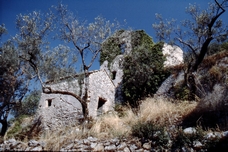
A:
153 0 228 100
122 36 169 104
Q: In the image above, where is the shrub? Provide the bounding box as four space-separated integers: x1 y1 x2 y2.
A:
99 30 124 66
173 81 192 100
122 41 170 105
11 90 40 118
131 121 169 148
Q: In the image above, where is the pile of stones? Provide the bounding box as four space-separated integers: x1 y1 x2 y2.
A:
1 128 228 151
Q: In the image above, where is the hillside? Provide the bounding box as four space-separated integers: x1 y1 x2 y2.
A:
1 49 228 151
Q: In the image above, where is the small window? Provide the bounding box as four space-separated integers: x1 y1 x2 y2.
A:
112 71 117 80
47 99 52 107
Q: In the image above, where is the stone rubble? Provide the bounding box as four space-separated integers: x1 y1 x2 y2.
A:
1 129 228 151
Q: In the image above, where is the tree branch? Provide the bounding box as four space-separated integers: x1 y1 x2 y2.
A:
177 38 198 57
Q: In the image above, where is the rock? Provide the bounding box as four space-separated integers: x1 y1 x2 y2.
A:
222 131 228 138
31 146 43 151
93 143 104 151
105 144 117 151
25 147 32 151
162 43 183 68
90 142 97 149
183 127 196 134
65 143 74 149
83 139 90 145
143 142 151 150
193 141 203 150
87 136 97 142
129 144 138 151
135 149 144 152
17 142 27 150
117 142 127 150
110 138 120 145
123 147 131 152
28 140 39 147
39 141 46 148
205 132 222 140
8 139 19 148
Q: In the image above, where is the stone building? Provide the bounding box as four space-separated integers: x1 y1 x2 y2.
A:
37 70 115 130
37 30 184 130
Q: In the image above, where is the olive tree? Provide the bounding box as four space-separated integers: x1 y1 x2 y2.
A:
0 25 30 136
152 0 228 99
51 4 121 118
15 4 121 119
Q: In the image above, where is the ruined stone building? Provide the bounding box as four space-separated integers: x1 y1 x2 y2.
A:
37 70 115 130
37 30 184 130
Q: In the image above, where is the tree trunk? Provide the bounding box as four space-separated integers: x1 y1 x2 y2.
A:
0 119 8 137
43 86 89 120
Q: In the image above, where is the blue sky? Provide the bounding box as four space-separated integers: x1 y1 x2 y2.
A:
2 0 225 40
1 0 228 71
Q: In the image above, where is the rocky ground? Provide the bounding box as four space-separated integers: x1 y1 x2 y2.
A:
1 127 228 151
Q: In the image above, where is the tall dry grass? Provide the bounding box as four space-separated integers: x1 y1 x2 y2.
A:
88 97 197 139
37 97 198 150
138 98 197 126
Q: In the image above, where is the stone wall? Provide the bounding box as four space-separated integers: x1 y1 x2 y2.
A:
87 70 115 117
37 70 115 130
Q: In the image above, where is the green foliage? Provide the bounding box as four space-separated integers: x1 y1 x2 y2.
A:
131 30 154 49
6 115 30 140
173 81 191 100
11 90 41 118
132 121 169 148
99 30 124 66
221 41 228 50
207 42 221 56
122 41 170 104
207 41 228 56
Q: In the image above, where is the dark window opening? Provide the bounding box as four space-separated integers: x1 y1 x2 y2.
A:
47 99 52 107
97 97 107 116
112 71 117 80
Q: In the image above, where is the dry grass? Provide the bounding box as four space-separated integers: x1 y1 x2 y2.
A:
201 50 228 69
33 97 198 150
137 98 197 126
87 97 197 139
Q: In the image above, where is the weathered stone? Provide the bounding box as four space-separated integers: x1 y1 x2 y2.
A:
205 132 219 140
83 139 90 145
183 127 196 134
28 140 40 147
222 131 228 138
25 147 32 151
193 141 203 150
162 43 183 68
90 142 97 149
104 141 111 146
143 142 151 150
123 147 131 152
117 142 127 150
129 144 138 151
105 144 117 151
31 146 43 151
135 149 144 152
93 143 104 151
87 136 97 142
65 143 74 149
